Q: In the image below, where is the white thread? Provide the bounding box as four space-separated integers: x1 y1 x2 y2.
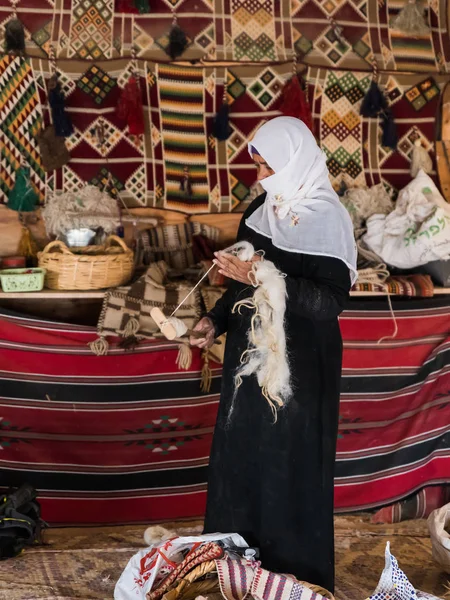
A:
169 263 215 317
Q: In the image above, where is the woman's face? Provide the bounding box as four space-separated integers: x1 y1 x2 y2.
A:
253 153 275 181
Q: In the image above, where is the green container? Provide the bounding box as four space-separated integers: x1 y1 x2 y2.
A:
0 268 46 293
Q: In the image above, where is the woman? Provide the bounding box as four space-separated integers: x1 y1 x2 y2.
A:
190 117 357 592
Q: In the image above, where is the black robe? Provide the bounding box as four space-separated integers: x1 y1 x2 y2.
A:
203 194 351 593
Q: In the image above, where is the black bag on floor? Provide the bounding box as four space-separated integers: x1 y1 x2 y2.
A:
0 483 45 559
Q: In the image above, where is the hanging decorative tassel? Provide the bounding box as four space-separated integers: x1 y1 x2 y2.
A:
133 0 150 13
166 13 188 60
4 18 25 54
411 138 432 177
391 0 429 36
48 74 73 138
7 165 39 212
381 110 398 150
89 337 109 356
176 343 192 370
213 79 232 141
122 314 140 337
200 350 212 394
279 54 313 132
361 80 387 118
18 223 38 263
116 75 145 136
279 73 313 131
180 166 193 199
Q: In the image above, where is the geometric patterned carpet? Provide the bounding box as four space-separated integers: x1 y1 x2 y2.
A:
0 516 447 600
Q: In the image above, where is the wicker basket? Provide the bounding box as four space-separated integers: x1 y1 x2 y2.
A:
38 236 134 291
300 581 335 600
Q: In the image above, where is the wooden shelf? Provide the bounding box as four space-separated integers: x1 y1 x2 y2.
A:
0 289 105 299
0 288 449 300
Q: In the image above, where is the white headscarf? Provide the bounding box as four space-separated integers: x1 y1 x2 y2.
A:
246 116 357 284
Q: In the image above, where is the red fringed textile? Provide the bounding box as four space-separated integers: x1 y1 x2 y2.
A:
116 76 145 136
279 74 313 132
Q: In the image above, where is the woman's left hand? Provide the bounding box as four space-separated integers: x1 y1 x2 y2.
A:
213 252 261 284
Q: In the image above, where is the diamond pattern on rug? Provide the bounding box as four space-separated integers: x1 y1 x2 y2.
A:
84 117 123 156
226 123 248 162
69 0 113 59
316 26 352 66
133 23 154 56
195 24 215 56
77 65 117 104
65 127 84 152
126 164 146 205
31 20 52 56
231 0 277 61
320 70 370 188
90 167 125 197
248 67 284 110
0 56 45 204
230 173 250 208
226 70 246 105
398 127 433 163
62 166 85 193
404 77 440 112
384 76 403 106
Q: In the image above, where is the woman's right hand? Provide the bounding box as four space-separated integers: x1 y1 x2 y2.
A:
190 317 216 349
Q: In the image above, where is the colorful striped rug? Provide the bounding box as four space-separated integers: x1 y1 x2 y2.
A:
158 65 209 211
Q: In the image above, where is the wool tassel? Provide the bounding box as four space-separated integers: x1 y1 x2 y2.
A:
4 18 25 54
279 73 313 132
361 80 387 118
180 166 192 199
123 315 140 337
213 84 232 141
166 14 188 60
116 76 145 136
89 337 109 356
48 74 73 138
391 0 429 36
411 139 432 177
176 343 192 371
381 110 398 150
18 225 38 262
133 0 150 13
200 351 212 394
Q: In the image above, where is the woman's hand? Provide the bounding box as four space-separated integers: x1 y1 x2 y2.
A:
213 252 261 284
189 317 216 349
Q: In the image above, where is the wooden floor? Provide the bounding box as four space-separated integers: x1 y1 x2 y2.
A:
0 516 447 600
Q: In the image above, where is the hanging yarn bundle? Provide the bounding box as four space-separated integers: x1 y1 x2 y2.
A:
166 13 188 60
4 16 25 54
37 125 70 172
279 55 313 132
411 139 432 177
391 0 429 36
48 74 74 138
117 75 145 136
360 62 398 150
213 78 232 141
